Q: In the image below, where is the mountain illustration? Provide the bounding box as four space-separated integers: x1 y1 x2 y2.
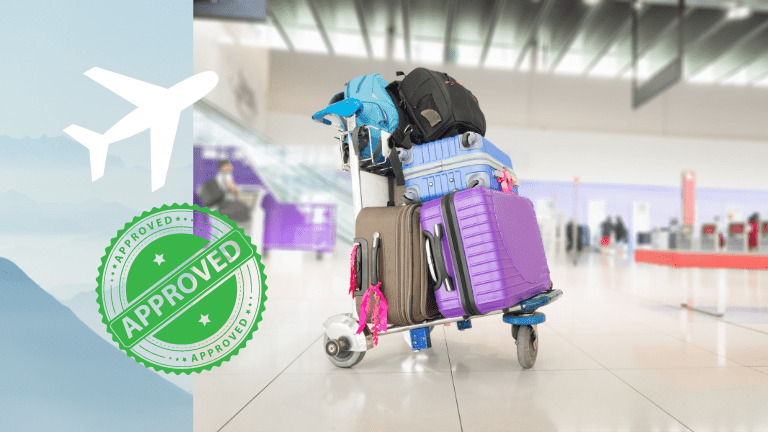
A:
0 134 126 170
64 290 193 394
49 282 97 301
0 257 192 432
0 134 192 212
0 189 138 234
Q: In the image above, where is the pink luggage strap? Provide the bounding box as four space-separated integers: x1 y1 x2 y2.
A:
497 170 519 194
355 282 388 346
349 244 358 297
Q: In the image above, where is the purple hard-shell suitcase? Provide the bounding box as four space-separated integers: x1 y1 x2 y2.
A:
421 187 551 318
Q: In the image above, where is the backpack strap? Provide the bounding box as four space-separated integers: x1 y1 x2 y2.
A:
388 145 406 186
387 176 395 207
349 126 369 157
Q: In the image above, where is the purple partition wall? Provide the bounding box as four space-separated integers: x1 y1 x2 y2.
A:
262 195 336 254
194 146 336 253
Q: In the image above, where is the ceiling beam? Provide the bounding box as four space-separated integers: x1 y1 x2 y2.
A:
683 12 729 54
267 8 294 51
514 0 556 70
549 1 603 73
717 24 768 82
688 18 768 78
402 0 411 63
307 0 334 55
582 2 648 76
443 0 459 64
748 63 768 84
352 0 373 59
583 16 632 75
480 0 507 66
719 45 768 82
616 7 695 77
386 2 396 60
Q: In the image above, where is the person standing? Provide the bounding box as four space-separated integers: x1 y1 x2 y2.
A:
714 215 725 251
600 217 614 247
748 213 760 252
614 216 628 244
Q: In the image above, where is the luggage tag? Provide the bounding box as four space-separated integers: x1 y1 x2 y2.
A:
494 169 520 194
355 233 388 346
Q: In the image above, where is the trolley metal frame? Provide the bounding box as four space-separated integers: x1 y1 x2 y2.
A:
321 113 562 369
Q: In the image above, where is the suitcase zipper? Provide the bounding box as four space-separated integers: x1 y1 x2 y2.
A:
440 191 480 316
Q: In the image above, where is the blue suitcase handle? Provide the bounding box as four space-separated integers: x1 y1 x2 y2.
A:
312 98 362 125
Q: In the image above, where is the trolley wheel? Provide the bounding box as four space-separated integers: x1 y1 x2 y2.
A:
323 335 365 368
515 325 538 369
512 324 520 341
316 252 323 261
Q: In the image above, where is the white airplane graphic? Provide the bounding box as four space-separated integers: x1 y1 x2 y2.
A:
64 67 218 191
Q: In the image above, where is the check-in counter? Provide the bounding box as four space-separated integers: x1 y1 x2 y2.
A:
761 222 768 253
700 224 717 252
727 222 747 253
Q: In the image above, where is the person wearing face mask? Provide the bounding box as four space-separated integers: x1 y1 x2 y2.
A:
216 159 240 200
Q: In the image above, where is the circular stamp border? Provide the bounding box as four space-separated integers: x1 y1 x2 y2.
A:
95 203 268 374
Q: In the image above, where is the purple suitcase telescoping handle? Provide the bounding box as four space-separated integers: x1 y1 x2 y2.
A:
422 224 455 293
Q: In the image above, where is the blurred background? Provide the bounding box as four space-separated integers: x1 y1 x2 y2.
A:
190 1 768 431
193 0 768 261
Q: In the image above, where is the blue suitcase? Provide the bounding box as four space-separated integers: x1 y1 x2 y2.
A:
399 132 518 203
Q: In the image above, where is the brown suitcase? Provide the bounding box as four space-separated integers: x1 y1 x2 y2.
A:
353 205 441 327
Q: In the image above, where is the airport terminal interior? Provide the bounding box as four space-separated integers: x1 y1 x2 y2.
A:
192 1 768 430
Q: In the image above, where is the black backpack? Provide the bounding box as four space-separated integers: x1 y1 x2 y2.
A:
387 68 486 149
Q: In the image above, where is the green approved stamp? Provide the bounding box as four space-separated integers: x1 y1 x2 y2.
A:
96 203 267 373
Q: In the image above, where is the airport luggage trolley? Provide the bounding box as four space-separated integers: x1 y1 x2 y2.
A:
318 112 562 369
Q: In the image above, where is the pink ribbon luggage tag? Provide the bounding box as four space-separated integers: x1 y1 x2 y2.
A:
355 282 388 346
349 244 358 297
496 170 520 194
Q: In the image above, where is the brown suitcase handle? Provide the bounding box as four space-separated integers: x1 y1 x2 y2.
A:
371 232 381 285
352 237 369 296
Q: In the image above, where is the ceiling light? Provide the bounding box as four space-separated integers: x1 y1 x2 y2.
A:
330 33 367 58
688 66 717 85
588 55 620 78
721 70 749 86
583 0 600 5
554 53 587 75
456 44 482 67
484 48 516 70
727 2 751 20
411 40 443 65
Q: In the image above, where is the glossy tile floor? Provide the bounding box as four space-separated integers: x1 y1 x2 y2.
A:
194 248 768 432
